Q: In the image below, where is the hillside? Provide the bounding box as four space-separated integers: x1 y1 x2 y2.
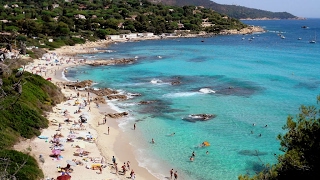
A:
0 0 249 50
150 0 298 19
0 57 65 179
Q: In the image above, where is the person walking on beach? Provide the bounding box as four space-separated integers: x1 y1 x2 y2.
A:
108 127 110 135
112 156 116 165
174 171 178 180
134 123 136 130
170 169 174 179
127 161 130 170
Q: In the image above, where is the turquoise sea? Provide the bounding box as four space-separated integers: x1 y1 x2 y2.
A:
66 19 320 180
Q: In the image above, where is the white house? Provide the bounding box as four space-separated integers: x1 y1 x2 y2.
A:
74 14 86 19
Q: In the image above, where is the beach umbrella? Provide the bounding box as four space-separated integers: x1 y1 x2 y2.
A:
52 149 61 155
67 134 77 139
66 160 77 167
57 174 71 180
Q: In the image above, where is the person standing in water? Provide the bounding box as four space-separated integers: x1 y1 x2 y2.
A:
170 169 174 179
174 171 178 180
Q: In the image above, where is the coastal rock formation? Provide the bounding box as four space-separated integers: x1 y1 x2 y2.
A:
220 26 265 35
182 114 216 122
86 58 136 66
65 80 93 88
138 100 157 105
105 112 128 118
106 94 127 100
87 88 118 96
171 80 181 85
93 96 106 104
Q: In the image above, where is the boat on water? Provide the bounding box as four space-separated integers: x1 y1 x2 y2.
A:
309 32 316 43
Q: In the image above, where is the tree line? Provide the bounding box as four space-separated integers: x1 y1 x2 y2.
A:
0 0 247 49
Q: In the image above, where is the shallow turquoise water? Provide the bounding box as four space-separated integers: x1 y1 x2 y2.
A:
66 19 320 179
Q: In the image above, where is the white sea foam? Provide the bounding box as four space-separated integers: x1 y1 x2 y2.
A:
133 147 168 180
199 88 216 94
61 68 72 82
163 92 198 98
106 101 123 113
150 78 163 84
105 50 114 53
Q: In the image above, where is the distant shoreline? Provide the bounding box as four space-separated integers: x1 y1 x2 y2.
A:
240 17 306 20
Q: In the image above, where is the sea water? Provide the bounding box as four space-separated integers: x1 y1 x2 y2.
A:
66 19 320 180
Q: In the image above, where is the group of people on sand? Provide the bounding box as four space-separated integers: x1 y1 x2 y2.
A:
170 169 178 180
111 156 135 179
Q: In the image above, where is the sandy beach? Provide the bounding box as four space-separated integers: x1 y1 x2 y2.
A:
14 39 159 180
12 25 265 179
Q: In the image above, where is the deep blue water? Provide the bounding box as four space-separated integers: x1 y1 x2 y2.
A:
66 19 320 180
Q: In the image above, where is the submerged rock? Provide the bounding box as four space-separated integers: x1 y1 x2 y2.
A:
238 150 268 156
106 94 127 100
182 114 216 122
138 100 157 105
105 112 128 118
87 58 136 66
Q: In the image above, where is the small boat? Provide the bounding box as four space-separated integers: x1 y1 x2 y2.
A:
309 32 316 43
298 38 302 40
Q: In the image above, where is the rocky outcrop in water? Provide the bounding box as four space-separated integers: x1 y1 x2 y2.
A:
138 100 157 105
105 112 129 118
87 58 136 66
106 94 127 100
182 114 216 122
220 26 265 35
65 80 93 88
171 80 181 85
87 88 118 96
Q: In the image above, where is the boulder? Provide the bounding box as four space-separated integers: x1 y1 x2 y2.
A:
106 94 127 100
65 80 93 88
105 112 129 118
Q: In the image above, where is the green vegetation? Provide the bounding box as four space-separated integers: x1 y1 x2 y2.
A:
239 96 320 180
0 0 247 49
0 150 44 180
0 58 65 179
152 0 297 19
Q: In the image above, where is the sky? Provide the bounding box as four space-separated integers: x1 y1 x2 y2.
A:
212 0 320 18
